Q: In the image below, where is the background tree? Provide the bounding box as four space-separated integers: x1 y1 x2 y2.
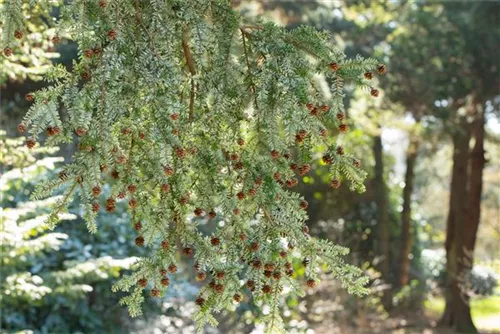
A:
438 2 500 332
0 132 144 333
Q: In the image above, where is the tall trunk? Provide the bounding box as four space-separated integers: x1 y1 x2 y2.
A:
373 134 392 309
465 104 484 262
398 133 420 287
440 100 484 333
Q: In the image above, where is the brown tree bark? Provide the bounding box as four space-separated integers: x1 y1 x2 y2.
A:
398 133 420 287
373 134 392 309
440 100 484 333
465 104 485 264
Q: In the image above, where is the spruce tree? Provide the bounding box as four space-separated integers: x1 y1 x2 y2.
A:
2 1 385 331
0 132 138 332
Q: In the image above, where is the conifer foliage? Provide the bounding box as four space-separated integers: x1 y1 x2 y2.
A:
2 1 384 331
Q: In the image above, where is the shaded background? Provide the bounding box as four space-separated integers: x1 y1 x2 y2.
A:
1 1 499 333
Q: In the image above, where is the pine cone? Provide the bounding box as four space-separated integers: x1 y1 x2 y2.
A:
75 127 87 136
377 64 387 74
107 29 117 40
211 237 220 246
151 288 161 297
264 263 275 271
25 94 34 102
306 279 317 288
92 186 101 197
322 154 333 164
330 179 341 189
91 202 100 213
17 123 27 133
134 221 143 231
336 146 344 155
254 177 263 186
249 242 259 252
138 278 148 288
252 259 262 269
106 198 116 212
129 198 138 209
83 49 93 58
329 62 340 71
183 247 193 256
26 138 36 149
195 297 205 306
161 278 170 287
194 208 204 217
215 284 224 294
135 236 144 246
127 184 137 193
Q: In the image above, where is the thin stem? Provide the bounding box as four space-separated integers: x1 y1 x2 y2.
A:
182 27 196 122
182 27 197 75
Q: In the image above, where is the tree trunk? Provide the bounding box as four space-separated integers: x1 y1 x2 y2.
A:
373 134 392 309
398 134 420 287
440 100 484 333
465 104 484 265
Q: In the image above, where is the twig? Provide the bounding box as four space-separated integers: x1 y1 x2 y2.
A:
262 207 273 223
182 27 197 75
189 79 195 122
134 0 141 24
182 27 197 122
240 28 259 109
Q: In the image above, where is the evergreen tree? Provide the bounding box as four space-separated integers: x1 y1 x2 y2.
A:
0 0 58 85
0 132 138 333
2 1 384 331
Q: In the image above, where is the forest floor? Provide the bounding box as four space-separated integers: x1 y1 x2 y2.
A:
310 294 500 334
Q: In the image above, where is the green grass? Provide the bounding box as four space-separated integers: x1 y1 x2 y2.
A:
424 295 500 332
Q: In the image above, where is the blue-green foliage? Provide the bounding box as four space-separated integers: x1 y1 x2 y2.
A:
0 133 152 333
